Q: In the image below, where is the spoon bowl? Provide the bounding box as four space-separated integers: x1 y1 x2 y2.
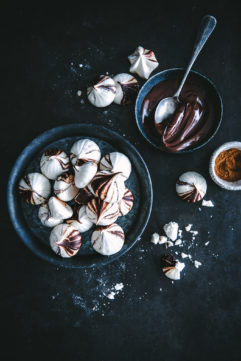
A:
154 96 179 125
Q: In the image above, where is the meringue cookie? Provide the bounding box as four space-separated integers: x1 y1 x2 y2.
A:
99 152 132 180
88 170 125 203
40 148 69 180
87 75 116 107
74 162 98 189
67 205 93 233
119 188 134 216
176 171 207 203
86 198 119 226
54 172 78 201
91 223 125 256
161 254 185 280
38 203 63 228
128 46 159 79
19 172 51 205
74 187 94 205
113 73 139 105
50 224 82 258
48 196 73 220
70 139 101 167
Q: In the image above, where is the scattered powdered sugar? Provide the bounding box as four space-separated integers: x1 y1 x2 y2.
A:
194 260 202 268
202 199 214 207
185 224 193 232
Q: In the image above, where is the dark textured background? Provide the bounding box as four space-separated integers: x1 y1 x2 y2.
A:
1 1 241 360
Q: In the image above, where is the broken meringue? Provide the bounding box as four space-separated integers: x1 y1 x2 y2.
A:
19 172 51 205
67 205 93 233
128 46 159 79
40 148 69 180
176 171 207 203
87 75 116 107
113 73 139 105
91 223 125 256
161 254 185 280
86 198 119 226
99 152 132 180
119 188 134 216
163 221 179 241
49 224 82 258
54 172 78 201
88 170 125 203
70 139 101 167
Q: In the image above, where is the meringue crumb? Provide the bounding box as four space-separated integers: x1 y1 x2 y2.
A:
163 221 179 241
178 229 183 237
106 292 115 300
114 283 124 291
185 224 193 232
151 233 160 245
77 90 82 96
194 260 202 268
202 199 214 207
205 241 210 246
165 240 174 248
181 252 192 259
159 235 168 244
175 239 182 246
190 230 198 235
79 64 83 67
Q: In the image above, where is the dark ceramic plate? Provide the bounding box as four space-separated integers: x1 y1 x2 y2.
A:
135 68 223 153
7 124 153 268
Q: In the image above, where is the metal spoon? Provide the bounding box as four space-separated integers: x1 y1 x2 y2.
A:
155 15 217 125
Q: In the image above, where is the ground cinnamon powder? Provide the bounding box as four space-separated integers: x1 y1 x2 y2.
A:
215 148 241 182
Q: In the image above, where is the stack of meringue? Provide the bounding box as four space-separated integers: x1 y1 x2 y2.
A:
19 139 134 258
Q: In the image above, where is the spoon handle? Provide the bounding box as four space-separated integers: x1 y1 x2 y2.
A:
174 15 217 98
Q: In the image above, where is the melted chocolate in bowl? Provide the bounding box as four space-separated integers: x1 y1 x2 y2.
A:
141 72 221 152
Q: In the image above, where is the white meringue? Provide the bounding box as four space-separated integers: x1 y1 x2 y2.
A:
99 152 132 180
38 203 63 228
87 75 116 107
67 205 93 233
119 188 134 216
19 172 51 205
113 73 139 105
91 223 125 256
86 198 119 226
48 196 73 220
74 162 98 189
176 171 207 203
54 172 78 201
88 170 125 203
49 224 82 258
70 139 101 167
128 46 159 79
40 148 69 180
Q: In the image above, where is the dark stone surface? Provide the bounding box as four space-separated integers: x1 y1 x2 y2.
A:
1 2 241 360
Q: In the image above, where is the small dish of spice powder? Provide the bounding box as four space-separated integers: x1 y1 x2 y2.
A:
209 141 241 190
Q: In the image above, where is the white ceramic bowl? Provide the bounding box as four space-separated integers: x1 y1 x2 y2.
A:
209 141 241 190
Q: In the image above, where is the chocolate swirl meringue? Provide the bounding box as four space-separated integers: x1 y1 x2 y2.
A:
88 170 125 203
67 205 93 233
119 188 134 216
40 148 69 180
54 172 78 202
87 75 116 107
70 139 101 167
86 198 119 226
161 254 185 281
91 223 125 256
19 172 51 205
128 46 159 79
113 73 139 105
99 152 132 180
50 224 82 258
38 203 63 228
176 171 207 203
